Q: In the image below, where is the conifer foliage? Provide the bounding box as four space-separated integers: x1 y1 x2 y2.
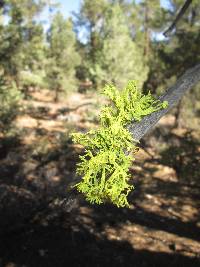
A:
99 4 149 88
46 12 80 101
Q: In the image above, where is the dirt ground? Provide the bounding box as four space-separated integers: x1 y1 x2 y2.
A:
0 90 200 267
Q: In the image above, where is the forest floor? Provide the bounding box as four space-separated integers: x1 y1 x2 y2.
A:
0 89 200 267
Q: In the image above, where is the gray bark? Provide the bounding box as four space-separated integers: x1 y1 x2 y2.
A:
128 63 200 141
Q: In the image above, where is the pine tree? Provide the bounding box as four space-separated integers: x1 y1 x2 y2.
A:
0 0 47 90
0 0 24 84
0 74 22 133
20 0 46 90
131 0 165 61
98 4 148 89
46 12 80 101
74 0 108 86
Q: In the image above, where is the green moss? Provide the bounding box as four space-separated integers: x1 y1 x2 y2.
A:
72 81 167 207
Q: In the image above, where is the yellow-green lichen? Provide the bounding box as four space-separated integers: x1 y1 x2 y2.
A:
72 81 167 207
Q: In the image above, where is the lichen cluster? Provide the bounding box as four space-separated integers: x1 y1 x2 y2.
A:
72 81 167 207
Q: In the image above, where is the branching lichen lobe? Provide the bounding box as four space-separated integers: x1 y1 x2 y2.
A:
72 81 167 207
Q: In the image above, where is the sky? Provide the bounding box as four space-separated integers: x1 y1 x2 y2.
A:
39 0 81 31
48 0 171 19
40 0 171 41
58 0 81 18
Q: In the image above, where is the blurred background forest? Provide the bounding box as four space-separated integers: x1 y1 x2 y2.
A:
0 0 200 267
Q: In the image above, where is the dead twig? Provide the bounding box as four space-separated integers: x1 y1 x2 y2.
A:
163 0 193 37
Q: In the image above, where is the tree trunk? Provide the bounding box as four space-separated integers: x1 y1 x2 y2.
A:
144 2 150 60
174 100 183 128
54 87 60 102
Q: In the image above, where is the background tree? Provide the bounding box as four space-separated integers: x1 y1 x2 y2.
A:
73 0 108 87
46 12 80 102
0 0 47 92
0 74 22 133
20 0 46 91
145 0 200 127
98 4 148 88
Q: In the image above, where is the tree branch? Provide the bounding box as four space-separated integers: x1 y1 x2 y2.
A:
62 64 200 211
61 64 200 210
2 65 199 236
163 0 193 37
128 63 200 141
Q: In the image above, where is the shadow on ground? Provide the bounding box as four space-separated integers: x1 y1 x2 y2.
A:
0 221 199 267
0 123 200 267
